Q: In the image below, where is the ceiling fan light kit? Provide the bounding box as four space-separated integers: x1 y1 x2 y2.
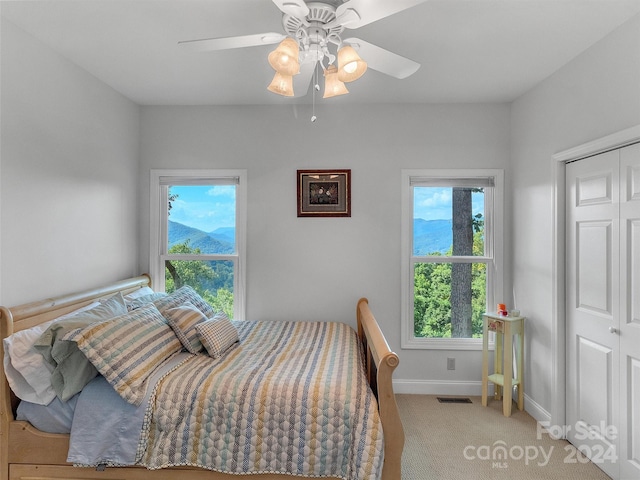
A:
179 0 424 100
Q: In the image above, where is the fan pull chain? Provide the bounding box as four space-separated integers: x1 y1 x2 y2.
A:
310 25 321 123
311 60 319 122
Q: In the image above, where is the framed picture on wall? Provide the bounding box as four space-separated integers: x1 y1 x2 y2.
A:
297 169 351 217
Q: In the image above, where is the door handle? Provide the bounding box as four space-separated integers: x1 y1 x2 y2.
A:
609 326 618 334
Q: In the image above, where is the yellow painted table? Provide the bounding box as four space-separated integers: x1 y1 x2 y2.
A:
481 313 525 416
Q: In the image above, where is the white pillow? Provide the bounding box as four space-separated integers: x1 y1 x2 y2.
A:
123 286 154 302
2 301 100 405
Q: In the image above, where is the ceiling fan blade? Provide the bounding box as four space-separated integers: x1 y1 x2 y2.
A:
272 0 309 19
344 38 420 79
335 0 427 29
178 32 286 52
293 61 316 97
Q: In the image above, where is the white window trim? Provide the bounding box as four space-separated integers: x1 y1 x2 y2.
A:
400 169 504 350
149 169 247 320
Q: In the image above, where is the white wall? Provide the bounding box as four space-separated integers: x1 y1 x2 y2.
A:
510 14 640 421
6 6 637 406
139 102 511 387
0 19 140 305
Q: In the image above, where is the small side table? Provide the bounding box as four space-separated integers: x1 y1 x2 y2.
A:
481 313 525 416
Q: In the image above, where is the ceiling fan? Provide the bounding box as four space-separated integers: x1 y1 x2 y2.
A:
178 0 425 99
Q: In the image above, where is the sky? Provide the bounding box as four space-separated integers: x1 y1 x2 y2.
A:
414 187 484 220
169 185 236 232
167 185 482 230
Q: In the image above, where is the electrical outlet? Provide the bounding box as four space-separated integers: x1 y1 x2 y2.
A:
447 357 455 370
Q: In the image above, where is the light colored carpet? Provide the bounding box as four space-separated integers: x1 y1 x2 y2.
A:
397 394 612 480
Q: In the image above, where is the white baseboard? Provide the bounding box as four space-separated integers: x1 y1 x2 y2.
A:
523 393 555 434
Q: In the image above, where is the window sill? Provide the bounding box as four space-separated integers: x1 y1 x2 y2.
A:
402 337 494 351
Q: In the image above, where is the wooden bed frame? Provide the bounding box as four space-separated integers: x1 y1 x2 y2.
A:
0 275 404 480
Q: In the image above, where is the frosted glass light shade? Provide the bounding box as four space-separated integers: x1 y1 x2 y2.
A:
323 65 349 98
268 37 300 76
267 72 294 96
337 45 367 82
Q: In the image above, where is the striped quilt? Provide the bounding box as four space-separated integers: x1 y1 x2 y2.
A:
136 320 384 480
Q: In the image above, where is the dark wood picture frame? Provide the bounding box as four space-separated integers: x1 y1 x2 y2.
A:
297 169 351 217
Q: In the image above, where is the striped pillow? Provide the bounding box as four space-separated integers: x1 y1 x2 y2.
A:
65 304 182 406
153 286 217 319
164 302 208 354
195 318 239 359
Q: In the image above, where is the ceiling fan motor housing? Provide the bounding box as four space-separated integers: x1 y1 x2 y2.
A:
283 2 339 33
283 2 346 65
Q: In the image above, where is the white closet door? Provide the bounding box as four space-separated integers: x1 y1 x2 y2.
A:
619 142 640 480
566 150 620 479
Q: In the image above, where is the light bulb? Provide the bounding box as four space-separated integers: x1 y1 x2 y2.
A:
344 61 357 74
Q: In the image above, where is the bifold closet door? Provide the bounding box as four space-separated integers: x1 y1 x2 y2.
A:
566 150 620 480
619 142 640 480
566 142 640 480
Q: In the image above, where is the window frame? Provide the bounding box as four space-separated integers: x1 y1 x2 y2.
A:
149 169 247 320
401 169 504 350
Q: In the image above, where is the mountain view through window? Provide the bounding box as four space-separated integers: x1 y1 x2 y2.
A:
166 185 237 318
413 186 487 338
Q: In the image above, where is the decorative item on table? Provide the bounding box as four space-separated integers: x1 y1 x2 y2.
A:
488 319 504 333
497 303 508 316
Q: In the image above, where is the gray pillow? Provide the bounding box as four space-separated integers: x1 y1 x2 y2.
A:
34 293 128 401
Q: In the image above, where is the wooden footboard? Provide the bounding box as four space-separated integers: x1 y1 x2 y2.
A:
0 278 403 480
357 298 404 480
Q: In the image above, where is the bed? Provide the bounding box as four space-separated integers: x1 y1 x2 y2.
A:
0 275 403 480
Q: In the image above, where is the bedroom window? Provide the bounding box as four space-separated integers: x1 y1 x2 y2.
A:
150 170 247 320
401 169 503 350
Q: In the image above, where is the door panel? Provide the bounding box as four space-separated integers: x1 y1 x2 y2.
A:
577 221 612 314
631 220 640 324
577 172 613 205
628 357 640 471
577 337 612 429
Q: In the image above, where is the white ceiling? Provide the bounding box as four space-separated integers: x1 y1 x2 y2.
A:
2 0 640 106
